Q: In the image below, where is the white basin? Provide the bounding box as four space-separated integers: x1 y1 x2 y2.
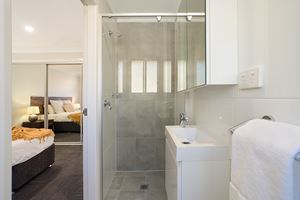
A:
165 126 229 161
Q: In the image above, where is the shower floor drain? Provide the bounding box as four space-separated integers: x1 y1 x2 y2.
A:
140 184 149 190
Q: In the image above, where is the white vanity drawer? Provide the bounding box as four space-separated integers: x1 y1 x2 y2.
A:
166 138 182 200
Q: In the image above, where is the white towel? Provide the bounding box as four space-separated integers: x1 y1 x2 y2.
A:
231 119 300 200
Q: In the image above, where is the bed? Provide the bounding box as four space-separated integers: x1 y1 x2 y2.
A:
12 130 55 191
31 96 81 133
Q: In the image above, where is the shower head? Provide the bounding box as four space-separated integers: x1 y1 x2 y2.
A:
157 16 162 22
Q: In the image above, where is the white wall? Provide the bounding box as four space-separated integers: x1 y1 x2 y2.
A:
12 52 83 63
48 65 82 103
12 64 82 126
181 0 300 145
12 64 45 125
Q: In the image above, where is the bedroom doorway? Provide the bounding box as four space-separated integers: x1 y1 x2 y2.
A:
10 0 86 198
11 62 84 197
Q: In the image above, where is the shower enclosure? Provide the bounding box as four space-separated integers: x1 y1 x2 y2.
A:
101 13 205 200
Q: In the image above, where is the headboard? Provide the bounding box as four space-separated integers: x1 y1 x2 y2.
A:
30 96 72 114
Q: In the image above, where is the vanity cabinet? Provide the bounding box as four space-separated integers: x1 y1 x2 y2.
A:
165 137 230 200
206 0 238 85
165 139 180 200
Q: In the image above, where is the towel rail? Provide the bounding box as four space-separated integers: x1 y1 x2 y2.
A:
230 115 300 162
229 115 275 134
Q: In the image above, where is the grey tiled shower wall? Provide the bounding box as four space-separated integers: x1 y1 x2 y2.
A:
116 23 176 171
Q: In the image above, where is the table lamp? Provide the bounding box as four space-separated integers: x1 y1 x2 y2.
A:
27 106 40 122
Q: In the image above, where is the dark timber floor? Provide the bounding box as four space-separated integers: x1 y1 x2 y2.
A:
54 133 81 143
12 145 83 200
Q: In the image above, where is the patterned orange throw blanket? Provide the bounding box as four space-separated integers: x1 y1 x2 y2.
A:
12 127 55 142
68 113 81 125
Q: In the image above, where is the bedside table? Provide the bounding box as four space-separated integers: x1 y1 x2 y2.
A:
22 119 54 131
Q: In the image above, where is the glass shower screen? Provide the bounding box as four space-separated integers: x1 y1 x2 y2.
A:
101 16 178 199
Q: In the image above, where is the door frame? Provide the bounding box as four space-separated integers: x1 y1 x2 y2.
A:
0 2 102 200
0 0 12 199
83 5 102 200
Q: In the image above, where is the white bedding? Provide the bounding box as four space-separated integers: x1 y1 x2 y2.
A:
41 111 80 122
12 136 54 166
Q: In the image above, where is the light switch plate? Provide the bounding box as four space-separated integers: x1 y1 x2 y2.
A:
239 65 264 89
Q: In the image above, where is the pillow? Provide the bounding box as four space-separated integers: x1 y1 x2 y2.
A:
48 105 55 114
64 100 73 105
63 104 75 112
50 100 65 114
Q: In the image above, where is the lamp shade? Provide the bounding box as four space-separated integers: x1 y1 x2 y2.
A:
27 106 40 115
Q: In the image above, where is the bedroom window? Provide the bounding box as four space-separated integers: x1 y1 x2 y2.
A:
131 60 158 93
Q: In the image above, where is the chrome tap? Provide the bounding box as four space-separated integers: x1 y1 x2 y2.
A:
104 100 112 110
179 113 189 128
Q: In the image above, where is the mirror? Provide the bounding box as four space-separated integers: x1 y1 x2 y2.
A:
176 0 206 91
48 65 83 143
187 16 206 88
175 16 188 92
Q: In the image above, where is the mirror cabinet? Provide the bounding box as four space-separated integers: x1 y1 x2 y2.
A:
176 0 238 91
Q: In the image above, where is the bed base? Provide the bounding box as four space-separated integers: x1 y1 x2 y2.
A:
12 144 55 191
54 122 80 133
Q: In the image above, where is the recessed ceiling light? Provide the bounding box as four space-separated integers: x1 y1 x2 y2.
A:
24 25 34 33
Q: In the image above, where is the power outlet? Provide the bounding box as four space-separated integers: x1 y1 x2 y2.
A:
239 65 263 89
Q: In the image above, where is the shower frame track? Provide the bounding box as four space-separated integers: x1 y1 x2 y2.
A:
100 12 205 18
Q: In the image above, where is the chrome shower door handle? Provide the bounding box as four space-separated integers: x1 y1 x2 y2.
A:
104 100 112 110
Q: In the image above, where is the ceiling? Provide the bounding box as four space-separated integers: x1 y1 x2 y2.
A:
12 0 84 54
105 0 182 13
12 0 183 54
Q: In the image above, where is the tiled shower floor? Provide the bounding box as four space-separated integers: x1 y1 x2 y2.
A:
105 171 167 200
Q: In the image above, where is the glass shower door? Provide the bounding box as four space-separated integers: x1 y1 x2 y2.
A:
102 17 118 197
102 16 179 200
